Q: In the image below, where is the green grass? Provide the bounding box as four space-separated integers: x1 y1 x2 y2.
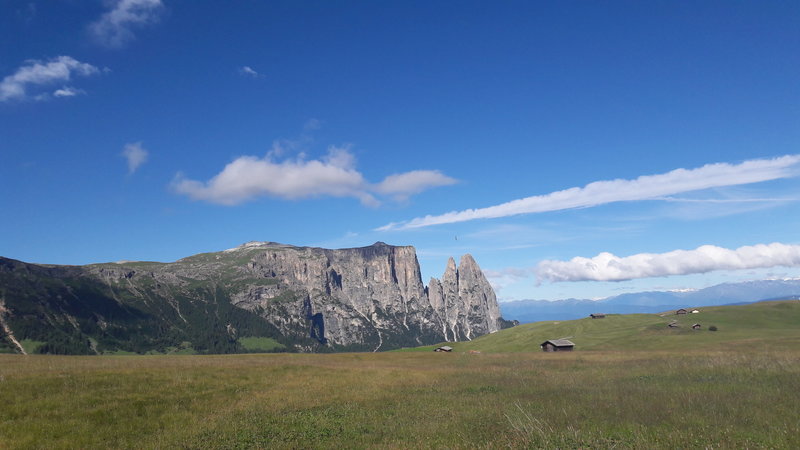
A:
2 301 799 448
1 350 798 448
238 336 286 352
19 339 45 354
413 300 800 353
101 350 140 356
101 342 199 356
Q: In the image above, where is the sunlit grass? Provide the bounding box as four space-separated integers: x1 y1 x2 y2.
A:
1 349 799 448
410 300 800 354
238 336 286 352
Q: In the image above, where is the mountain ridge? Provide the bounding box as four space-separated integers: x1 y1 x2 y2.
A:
500 279 800 323
0 242 509 355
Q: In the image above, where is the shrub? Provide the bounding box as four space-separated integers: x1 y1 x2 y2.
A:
709 325 718 331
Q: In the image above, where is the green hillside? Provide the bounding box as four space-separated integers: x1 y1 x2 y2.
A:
405 300 800 353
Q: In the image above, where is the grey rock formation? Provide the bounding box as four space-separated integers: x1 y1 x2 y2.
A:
426 254 502 342
227 242 502 350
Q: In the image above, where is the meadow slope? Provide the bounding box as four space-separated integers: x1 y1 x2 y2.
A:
407 300 800 353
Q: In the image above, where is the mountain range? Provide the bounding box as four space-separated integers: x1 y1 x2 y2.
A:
499 279 800 323
0 242 511 355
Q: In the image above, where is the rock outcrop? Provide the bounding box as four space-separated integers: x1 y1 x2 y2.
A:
226 242 502 350
427 255 501 342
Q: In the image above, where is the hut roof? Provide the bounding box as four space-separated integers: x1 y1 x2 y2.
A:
541 339 575 347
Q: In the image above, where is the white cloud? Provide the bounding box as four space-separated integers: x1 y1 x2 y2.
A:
536 242 800 283
0 56 99 102
484 267 534 292
239 66 260 78
89 0 164 48
53 86 85 97
172 147 455 207
122 142 149 174
378 155 800 230
375 170 458 201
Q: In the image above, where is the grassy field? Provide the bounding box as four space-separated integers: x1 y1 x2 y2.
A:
406 300 800 353
2 301 799 448
1 349 799 448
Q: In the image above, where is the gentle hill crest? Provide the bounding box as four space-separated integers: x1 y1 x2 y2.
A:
410 300 800 353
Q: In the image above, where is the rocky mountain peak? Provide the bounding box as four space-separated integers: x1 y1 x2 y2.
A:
459 253 478 268
426 253 501 342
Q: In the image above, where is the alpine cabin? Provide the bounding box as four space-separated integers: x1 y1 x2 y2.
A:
540 339 575 352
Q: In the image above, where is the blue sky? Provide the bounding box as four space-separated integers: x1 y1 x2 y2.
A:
2 1 799 302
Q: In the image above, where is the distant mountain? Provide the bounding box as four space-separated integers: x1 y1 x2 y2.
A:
0 242 509 355
500 279 800 323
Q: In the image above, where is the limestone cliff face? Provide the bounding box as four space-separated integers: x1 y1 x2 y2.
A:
227 242 502 350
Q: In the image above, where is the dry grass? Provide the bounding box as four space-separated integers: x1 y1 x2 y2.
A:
1 350 799 448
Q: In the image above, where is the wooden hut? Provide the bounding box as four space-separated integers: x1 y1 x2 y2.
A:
692 323 702 330
676 308 688 315
434 346 453 352
590 313 606 319
540 339 575 352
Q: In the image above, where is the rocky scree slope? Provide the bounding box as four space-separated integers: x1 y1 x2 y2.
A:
0 242 508 354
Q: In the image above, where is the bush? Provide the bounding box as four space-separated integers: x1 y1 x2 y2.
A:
709 325 718 331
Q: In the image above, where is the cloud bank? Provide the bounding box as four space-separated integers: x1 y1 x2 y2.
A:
172 147 456 206
122 142 149 174
0 56 99 102
89 0 164 48
378 155 800 230
536 242 800 283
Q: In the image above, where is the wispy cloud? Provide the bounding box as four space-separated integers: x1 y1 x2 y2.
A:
53 86 85 98
0 56 100 102
658 195 799 204
122 142 149 174
378 155 800 230
654 191 799 222
239 66 260 78
89 0 164 48
375 170 458 201
172 147 456 206
484 267 533 293
536 242 800 283
304 118 322 131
